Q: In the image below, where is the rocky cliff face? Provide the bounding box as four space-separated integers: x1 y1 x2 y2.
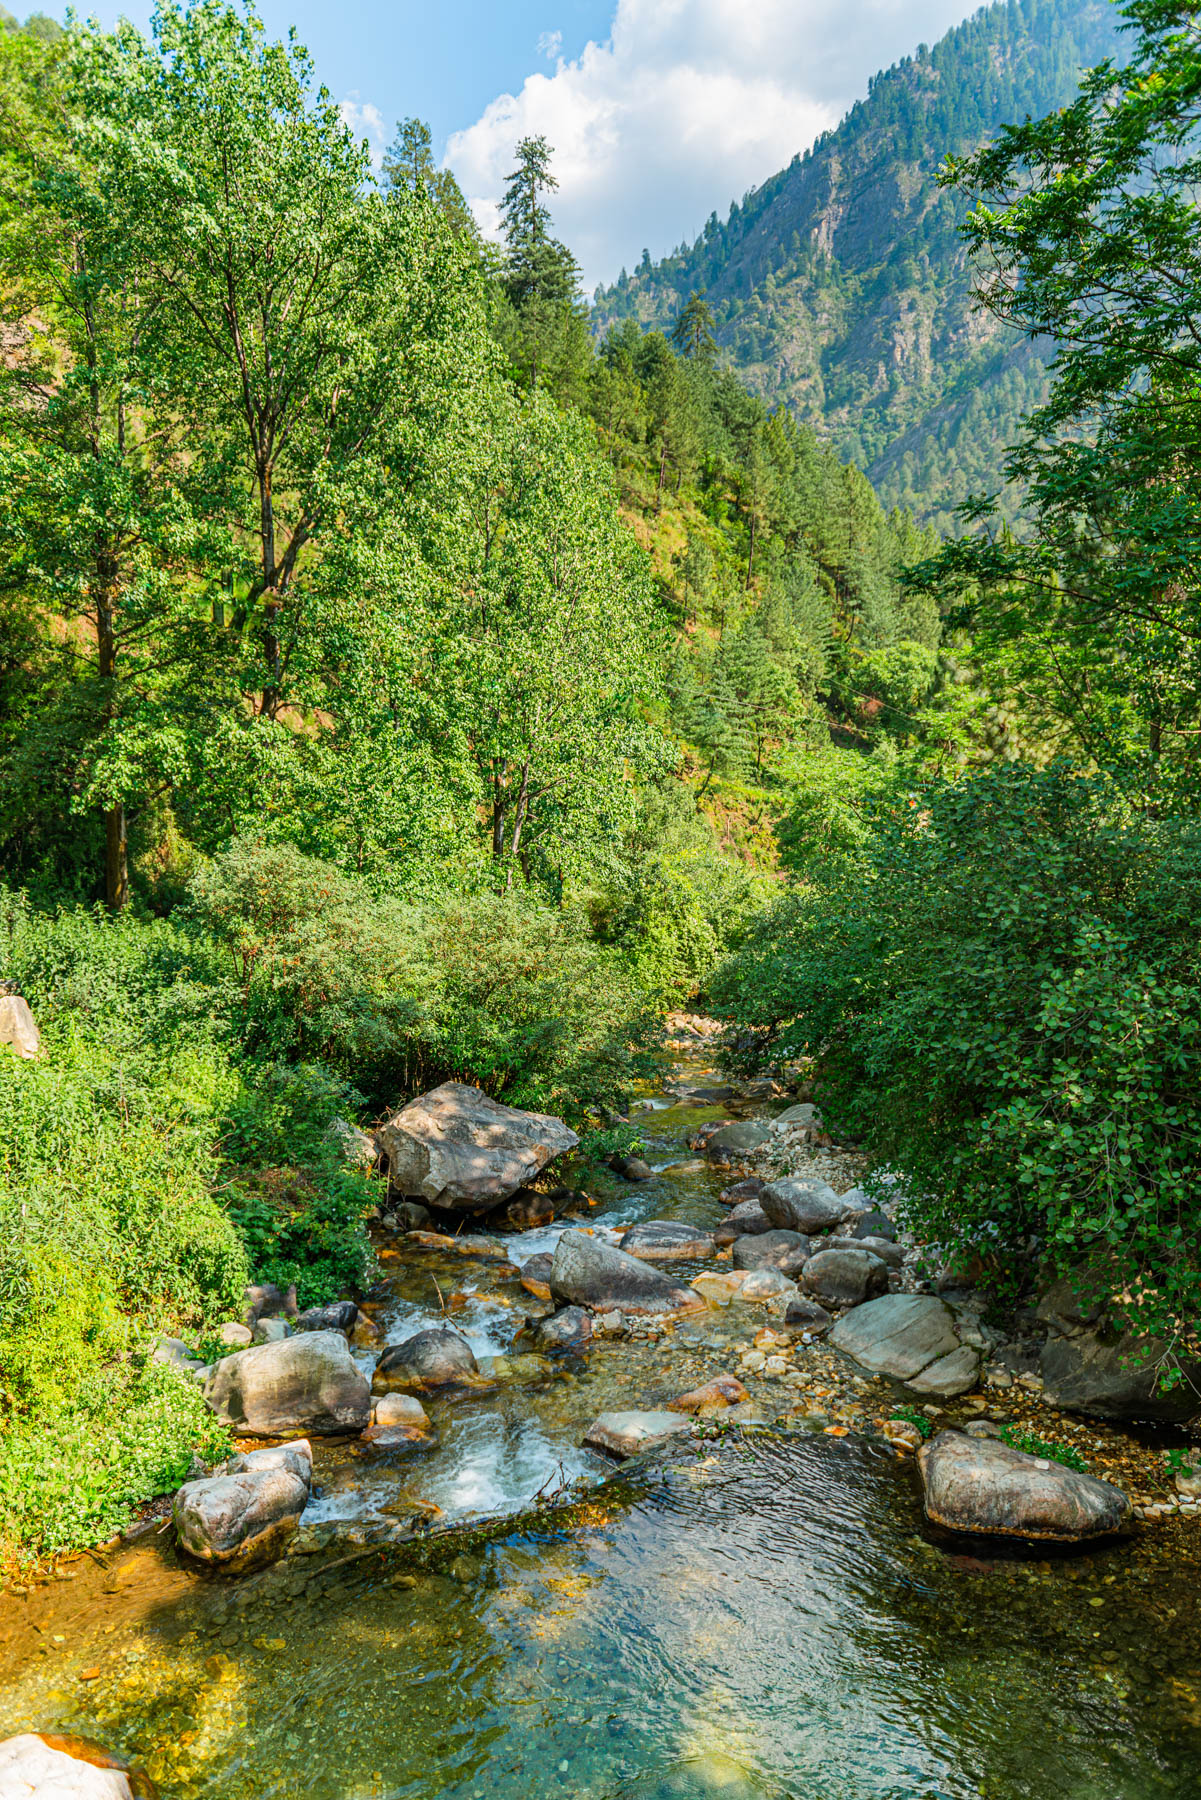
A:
593 0 1123 531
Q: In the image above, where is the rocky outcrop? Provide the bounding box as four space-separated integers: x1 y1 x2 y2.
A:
828 1294 981 1396
1036 1283 1201 1423
550 1229 704 1316
373 1326 480 1394
801 1247 888 1307
204 1331 370 1436
732 1229 811 1275
583 1410 692 1458
760 1178 848 1235
618 1220 715 1261
918 1430 1132 1541
174 1441 312 1570
0 988 39 1060
0 1735 139 1798
377 1081 578 1211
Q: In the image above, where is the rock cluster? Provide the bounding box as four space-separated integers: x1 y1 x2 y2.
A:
174 1440 313 1569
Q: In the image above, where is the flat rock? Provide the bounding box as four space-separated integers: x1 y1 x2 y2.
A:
828 1294 960 1380
583 1410 692 1458
801 1247 888 1307
668 1374 749 1415
619 1220 715 1261
907 1345 982 1398
226 1439 313 1483
174 1467 309 1569
377 1081 578 1211
760 1179 847 1235
733 1229 811 1275
373 1326 480 1393
0 1735 135 1797
404 1229 510 1260
783 1295 833 1334
205 1330 370 1436
918 1429 1132 1541
550 1229 704 1315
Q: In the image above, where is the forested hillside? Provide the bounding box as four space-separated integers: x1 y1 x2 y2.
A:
593 0 1123 530
0 2 950 1560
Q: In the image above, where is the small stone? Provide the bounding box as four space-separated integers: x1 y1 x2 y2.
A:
219 1322 253 1348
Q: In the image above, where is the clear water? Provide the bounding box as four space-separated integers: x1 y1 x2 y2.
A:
2 1052 1199 1798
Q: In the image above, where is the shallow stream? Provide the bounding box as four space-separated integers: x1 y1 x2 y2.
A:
2 1049 1200 1798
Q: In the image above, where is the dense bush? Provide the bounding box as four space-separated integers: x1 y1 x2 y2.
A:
712 763 1201 1354
192 838 656 1115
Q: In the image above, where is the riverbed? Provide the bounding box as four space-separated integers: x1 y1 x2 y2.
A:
2 1048 1199 1798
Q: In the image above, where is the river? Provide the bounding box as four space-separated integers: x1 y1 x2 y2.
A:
1 1046 1199 1798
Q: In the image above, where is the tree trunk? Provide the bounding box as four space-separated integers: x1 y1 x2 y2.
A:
745 512 757 589
96 594 129 912
105 803 130 912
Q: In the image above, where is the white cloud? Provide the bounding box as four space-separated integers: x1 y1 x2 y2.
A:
339 95 389 172
536 29 563 61
445 0 976 293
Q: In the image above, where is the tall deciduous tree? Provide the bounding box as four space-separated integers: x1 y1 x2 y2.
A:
78 1 492 721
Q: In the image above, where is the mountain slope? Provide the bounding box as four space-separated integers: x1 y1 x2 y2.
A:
592 0 1123 532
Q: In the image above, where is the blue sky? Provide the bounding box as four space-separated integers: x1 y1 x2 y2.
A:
82 0 981 291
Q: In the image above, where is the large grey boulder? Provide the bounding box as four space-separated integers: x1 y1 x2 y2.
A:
204 1330 370 1436
174 1463 309 1570
733 1229 811 1275
377 1081 578 1211
373 1326 480 1394
801 1247 888 1307
702 1121 772 1157
760 1178 847 1235
550 1229 703 1316
0 989 39 1060
0 1735 135 1797
918 1430 1132 1541
619 1220 715 1261
829 1294 981 1396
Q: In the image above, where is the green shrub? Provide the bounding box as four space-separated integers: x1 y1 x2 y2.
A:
998 1425 1088 1474
0 1353 231 1564
711 763 1201 1357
